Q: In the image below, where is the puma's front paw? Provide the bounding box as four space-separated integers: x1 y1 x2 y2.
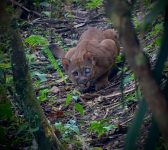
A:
95 79 109 91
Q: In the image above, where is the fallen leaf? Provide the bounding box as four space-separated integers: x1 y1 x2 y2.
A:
56 75 68 83
50 86 60 94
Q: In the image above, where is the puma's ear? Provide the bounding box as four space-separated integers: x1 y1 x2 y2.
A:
83 52 92 60
62 58 70 70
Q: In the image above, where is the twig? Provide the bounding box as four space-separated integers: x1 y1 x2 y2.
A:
31 18 69 24
100 87 135 99
10 0 43 17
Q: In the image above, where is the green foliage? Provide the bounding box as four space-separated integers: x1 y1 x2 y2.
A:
145 23 163 51
142 0 168 30
37 89 49 102
0 49 11 70
0 103 13 119
116 54 123 64
32 71 47 82
25 35 66 82
54 120 88 149
65 89 81 105
0 63 11 69
133 16 141 31
42 11 51 17
65 89 84 115
89 119 117 137
25 35 49 47
25 52 36 64
123 73 135 85
74 103 84 115
86 0 103 10
65 93 72 105
43 46 66 82
0 119 32 149
124 92 137 103
54 120 80 138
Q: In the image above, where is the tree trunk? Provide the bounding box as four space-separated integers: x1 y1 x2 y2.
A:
0 1 64 149
105 0 168 140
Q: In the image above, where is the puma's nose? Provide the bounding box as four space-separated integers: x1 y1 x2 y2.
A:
77 78 87 84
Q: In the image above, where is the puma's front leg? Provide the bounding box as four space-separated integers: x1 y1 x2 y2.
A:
95 72 109 91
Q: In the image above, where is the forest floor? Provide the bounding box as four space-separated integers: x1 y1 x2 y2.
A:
20 3 154 150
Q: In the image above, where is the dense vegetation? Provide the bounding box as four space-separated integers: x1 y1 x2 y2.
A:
0 0 168 149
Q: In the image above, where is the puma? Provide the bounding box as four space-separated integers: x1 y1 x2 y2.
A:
62 27 120 92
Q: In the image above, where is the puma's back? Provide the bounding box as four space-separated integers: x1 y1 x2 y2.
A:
62 27 120 91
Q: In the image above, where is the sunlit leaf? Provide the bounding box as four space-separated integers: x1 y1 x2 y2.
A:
25 35 48 47
75 103 84 115
0 63 11 69
65 94 72 105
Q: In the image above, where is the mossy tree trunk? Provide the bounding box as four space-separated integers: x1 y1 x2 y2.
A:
0 1 63 149
105 0 168 140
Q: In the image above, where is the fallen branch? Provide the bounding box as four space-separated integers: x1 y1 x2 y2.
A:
31 18 69 25
10 0 43 17
101 87 135 99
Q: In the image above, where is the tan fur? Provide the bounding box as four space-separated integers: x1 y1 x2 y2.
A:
62 27 120 91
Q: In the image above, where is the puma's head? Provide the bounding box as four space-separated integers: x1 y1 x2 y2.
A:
62 52 96 91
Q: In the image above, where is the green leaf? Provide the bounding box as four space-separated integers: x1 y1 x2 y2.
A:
65 121 80 134
16 124 29 135
32 71 47 82
72 95 78 101
38 89 49 102
42 47 66 82
29 127 39 133
86 0 103 10
123 73 135 84
142 0 168 30
25 35 48 47
103 124 117 131
0 103 13 119
65 94 72 105
54 122 64 130
90 121 100 130
42 11 51 17
0 63 11 69
75 103 84 115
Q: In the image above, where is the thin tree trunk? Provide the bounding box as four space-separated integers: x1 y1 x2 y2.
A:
105 0 168 139
0 1 64 149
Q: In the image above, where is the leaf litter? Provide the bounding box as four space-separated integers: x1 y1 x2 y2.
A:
24 4 152 150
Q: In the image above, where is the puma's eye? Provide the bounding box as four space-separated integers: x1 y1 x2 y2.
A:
85 68 91 76
72 71 78 77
